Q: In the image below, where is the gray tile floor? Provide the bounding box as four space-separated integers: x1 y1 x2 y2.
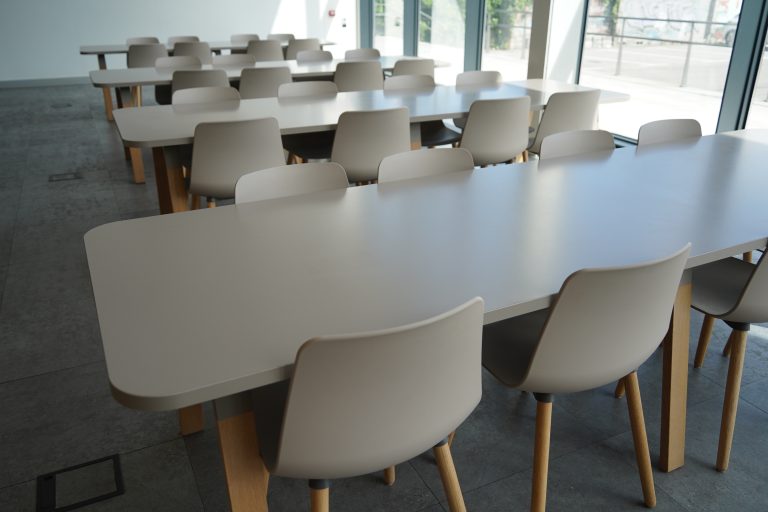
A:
0 84 767 511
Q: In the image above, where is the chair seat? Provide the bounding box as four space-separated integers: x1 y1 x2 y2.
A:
691 257 753 318
482 308 549 389
420 121 461 147
250 380 291 473
283 131 335 160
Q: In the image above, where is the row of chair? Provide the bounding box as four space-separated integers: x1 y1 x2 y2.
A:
127 33 301 47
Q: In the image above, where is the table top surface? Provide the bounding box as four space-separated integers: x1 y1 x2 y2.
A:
85 130 768 411
89 55 436 87
80 40 334 54
112 80 627 147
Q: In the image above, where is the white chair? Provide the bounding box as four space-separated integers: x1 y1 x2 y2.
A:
171 69 229 96
296 50 333 63
172 86 240 105
279 82 339 161
212 54 257 67
153 56 202 105
167 36 199 48
127 43 168 68
235 162 349 204
334 61 384 92
637 119 702 146
459 97 531 166
538 130 615 161
345 48 381 60
250 297 484 512
189 118 286 205
231 33 260 43
286 38 321 60
239 67 292 99
267 33 295 43
331 107 411 183
378 148 474 183
173 41 213 65
126 37 160 45
527 89 601 157
247 40 285 61
483 245 690 511
383 75 435 91
392 58 435 78
453 71 503 130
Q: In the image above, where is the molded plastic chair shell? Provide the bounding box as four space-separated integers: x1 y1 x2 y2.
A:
278 81 338 98
239 67 292 99
528 89 601 155
637 119 702 146
127 44 168 68
189 118 286 199
167 36 199 48
286 38 321 60
459 97 531 166
235 162 349 204
172 86 241 105
246 40 285 61
538 129 615 161
267 33 296 43
331 107 411 183
378 148 474 183
126 37 160 45
212 54 257 67
231 33 260 43
384 75 435 91
334 61 384 92
345 48 381 60
173 41 213 65
392 58 435 78
296 50 333 63
260 297 484 479
483 245 690 394
154 56 201 70
171 69 229 95
456 70 502 88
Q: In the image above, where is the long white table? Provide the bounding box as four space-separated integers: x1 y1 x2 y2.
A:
112 80 627 213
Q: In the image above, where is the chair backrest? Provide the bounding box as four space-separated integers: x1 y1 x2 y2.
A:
296 50 333 63
723 251 768 324
247 40 285 61
518 245 690 394
173 41 213 65
172 86 241 105
154 56 202 71
392 58 435 78
331 107 411 183
267 33 295 43
636 119 702 146
334 61 384 92
127 44 168 68
286 38 321 60
127 37 160 45
273 297 484 479
235 162 349 204
171 69 229 95
167 36 199 48
378 148 474 183
459 97 531 166
456 70 502 87
278 81 338 98
528 89 601 154
190 118 286 198
384 75 435 92
539 129 615 161
239 67 293 99
231 33 260 43
345 48 381 60
212 54 257 67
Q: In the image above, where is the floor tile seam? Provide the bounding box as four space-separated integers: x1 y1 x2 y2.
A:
405 459 444 508
0 357 104 387
181 438 220 510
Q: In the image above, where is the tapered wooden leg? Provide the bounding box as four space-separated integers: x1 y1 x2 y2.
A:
152 147 189 214
743 251 752 263
522 150 529 162
129 147 145 184
207 198 216 208
309 483 329 512
694 315 716 368
660 279 691 472
624 372 656 508
717 329 748 472
722 330 735 357
448 430 456 447
614 380 626 398
190 195 200 210
384 465 396 486
433 441 466 512
532 398 553 512
179 404 205 435
97 54 114 121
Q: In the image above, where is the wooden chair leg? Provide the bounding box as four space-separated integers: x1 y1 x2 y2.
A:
522 150 529 163
207 198 216 208
384 465 396 486
717 328 748 472
624 372 657 508
532 394 553 512
743 251 752 263
191 195 201 210
433 440 466 512
722 330 735 357
614 380 626 398
448 430 456 447
309 480 330 512
694 314 716 368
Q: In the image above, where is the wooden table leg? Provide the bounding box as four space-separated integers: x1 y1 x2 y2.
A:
127 86 146 184
97 54 114 121
152 147 190 214
179 404 205 435
660 275 691 472
215 394 269 512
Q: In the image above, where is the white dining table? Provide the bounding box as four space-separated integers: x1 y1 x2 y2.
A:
85 129 768 511
112 80 628 213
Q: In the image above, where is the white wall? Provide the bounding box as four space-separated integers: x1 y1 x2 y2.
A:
0 0 358 82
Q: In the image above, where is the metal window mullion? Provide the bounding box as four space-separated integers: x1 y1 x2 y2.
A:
464 0 485 71
404 0 419 56
360 0 373 48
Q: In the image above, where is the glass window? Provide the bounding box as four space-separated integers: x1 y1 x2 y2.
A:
745 48 768 129
374 0 404 55
579 0 742 139
481 0 534 80
418 0 466 83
